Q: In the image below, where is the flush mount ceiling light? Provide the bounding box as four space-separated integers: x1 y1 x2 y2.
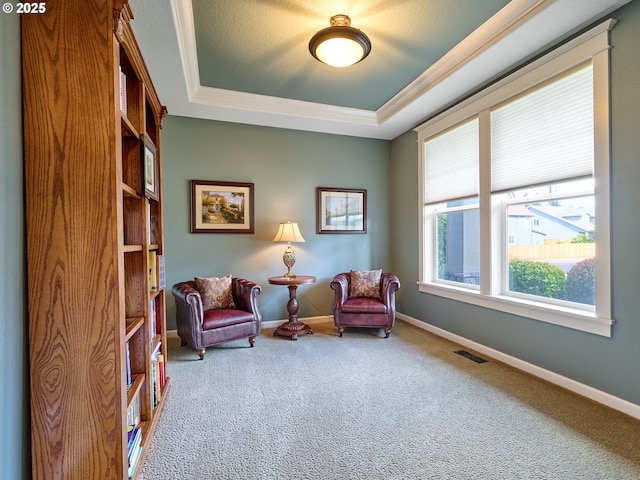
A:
309 14 371 68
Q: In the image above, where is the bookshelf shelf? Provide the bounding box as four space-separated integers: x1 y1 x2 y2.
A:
126 317 145 341
127 374 145 408
122 183 140 199
23 3 168 479
121 114 139 139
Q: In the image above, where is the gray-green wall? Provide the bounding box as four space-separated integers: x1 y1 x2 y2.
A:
1 11 30 480
389 0 640 406
162 117 390 327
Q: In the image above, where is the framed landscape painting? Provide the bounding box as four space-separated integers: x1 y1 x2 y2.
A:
316 187 366 234
190 180 254 233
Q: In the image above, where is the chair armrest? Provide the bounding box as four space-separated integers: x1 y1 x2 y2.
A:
171 281 204 326
232 278 262 321
330 272 349 305
381 273 400 304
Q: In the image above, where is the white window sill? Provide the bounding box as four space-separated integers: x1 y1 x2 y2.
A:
418 282 613 337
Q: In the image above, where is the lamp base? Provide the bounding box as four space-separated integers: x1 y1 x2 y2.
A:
282 245 296 278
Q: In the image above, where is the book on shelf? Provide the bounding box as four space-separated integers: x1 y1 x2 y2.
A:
157 254 166 290
151 341 162 358
157 354 165 389
125 342 132 387
149 299 156 338
126 398 143 477
127 391 141 427
150 359 158 409
119 67 127 116
127 425 142 457
148 250 157 291
128 445 143 478
151 343 163 409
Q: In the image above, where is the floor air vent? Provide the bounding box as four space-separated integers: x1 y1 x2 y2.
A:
455 350 487 363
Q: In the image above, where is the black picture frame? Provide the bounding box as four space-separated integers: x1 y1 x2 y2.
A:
142 135 159 201
316 187 367 234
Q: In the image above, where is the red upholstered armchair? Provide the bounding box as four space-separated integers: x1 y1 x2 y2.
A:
171 277 262 360
330 271 400 338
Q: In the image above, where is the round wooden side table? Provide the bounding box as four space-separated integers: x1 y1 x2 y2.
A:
268 275 316 340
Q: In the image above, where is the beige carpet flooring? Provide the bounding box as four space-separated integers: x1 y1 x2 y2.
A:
139 320 640 479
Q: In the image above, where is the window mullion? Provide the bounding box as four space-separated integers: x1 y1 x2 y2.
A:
478 109 492 295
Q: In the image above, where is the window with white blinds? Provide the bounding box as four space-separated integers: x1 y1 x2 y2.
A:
424 117 478 205
416 20 613 337
491 64 594 192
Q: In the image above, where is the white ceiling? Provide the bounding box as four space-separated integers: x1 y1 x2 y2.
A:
130 0 632 140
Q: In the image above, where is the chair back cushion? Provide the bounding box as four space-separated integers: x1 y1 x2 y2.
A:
194 275 236 310
349 269 382 299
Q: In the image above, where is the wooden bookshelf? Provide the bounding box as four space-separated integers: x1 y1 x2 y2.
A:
22 2 169 479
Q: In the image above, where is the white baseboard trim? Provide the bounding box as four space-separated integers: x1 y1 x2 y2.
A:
396 312 640 420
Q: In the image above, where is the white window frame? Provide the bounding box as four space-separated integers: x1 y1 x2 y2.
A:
416 20 615 337
433 200 480 289
500 186 595 312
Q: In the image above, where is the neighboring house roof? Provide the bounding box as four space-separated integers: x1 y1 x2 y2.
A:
527 205 593 234
532 204 594 219
507 205 534 217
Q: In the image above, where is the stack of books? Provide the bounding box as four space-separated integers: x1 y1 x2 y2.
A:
127 425 142 478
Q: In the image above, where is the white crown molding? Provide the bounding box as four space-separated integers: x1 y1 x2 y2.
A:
168 0 631 139
377 0 547 124
170 0 200 95
190 86 379 125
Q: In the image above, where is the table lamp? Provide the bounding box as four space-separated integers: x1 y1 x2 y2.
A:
273 221 305 277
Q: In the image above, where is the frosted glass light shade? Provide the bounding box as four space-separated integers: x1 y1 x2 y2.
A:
314 37 366 67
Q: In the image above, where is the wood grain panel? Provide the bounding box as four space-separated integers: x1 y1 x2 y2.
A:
22 2 123 479
24 2 168 478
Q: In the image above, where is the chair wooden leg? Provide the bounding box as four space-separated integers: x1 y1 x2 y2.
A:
384 328 391 338
197 348 206 360
249 336 256 347
338 327 344 337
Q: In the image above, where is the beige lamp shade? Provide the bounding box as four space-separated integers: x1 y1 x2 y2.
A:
273 221 306 243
